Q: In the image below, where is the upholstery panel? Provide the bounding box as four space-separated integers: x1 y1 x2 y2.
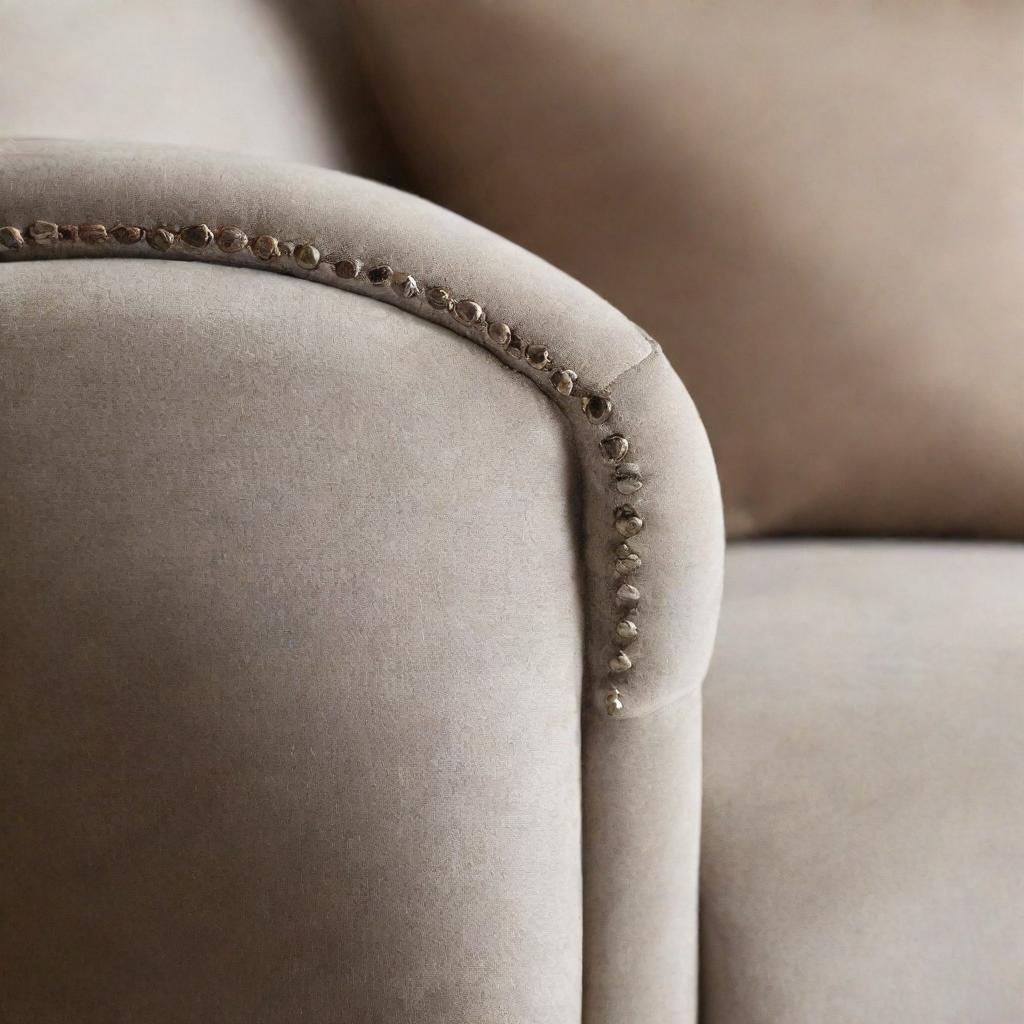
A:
1 259 585 1023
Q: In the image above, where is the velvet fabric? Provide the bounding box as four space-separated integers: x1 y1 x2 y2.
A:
0 0 392 177
348 0 1024 539
702 541 1024 1021
1 134 724 1018
0 138 650 392
1 258 586 1022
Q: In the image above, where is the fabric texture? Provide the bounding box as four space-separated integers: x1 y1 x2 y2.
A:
0 0 393 177
702 541 1024 1022
348 0 1024 538
0 138 651 391
1 259 586 1022
2 107 722 1024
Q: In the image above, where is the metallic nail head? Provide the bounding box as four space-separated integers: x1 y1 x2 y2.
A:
180 223 213 249
526 344 551 369
487 321 511 347
110 224 144 245
616 619 639 641
601 434 629 463
0 226 25 249
582 395 612 423
147 227 175 251
609 651 633 673
79 223 108 244
453 298 484 324
293 242 321 270
334 256 361 279
551 369 577 396
28 220 60 243
426 285 452 309
367 264 393 286
251 234 281 260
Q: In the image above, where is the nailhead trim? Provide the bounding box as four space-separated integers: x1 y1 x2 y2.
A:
0 217 648 717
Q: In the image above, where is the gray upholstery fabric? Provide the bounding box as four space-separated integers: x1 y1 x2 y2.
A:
1 138 724 1020
702 541 1024 1022
584 688 702 1023
1 258 585 1021
0 138 650 391
0 0 392 176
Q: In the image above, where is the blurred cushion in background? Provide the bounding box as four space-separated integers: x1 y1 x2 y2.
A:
348 1 1024 538
0 0 396 179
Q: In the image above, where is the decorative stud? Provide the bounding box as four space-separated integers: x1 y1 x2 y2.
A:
395 274 420 299
110 224 144 245
616 619 639 642
251 234 281 261
526 344 551 370
582 394 612 423
180 223 213 249
334 256 361 279
614 557 641 578
453 298 484 325
601 434 629 463
426 285 451 310
5 217 653 715
147 227 175 252
293 242 321 270
216 226 249 253
614 544 641 576
551 369 577 395
507 333 527 358
487 321 511 347
614 463 643 495
0 226 25 249
609 650 633 674
28 221 60 243
606 689 624 716
79 224 108 244
614 505 644 538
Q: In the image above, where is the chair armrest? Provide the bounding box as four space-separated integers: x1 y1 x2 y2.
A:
1 138 723 1022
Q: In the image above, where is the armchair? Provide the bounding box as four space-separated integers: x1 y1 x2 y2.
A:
2 2 1020 1023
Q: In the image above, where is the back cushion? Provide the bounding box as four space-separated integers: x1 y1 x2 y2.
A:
1 259 583 1022
349 0 1024 537
0 0 393 176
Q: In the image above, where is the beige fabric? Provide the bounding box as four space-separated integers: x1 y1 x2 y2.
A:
0 0 393 176
0 138 724 716
0 138 650 391
583 689 702 1023
702 541 1024 1022
348 1 1024 538
577 349 720 1023
2 141 724 1021
1 258 587 1021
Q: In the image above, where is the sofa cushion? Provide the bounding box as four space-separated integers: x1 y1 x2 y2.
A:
348 1 1024 538
702 541 1024 1022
